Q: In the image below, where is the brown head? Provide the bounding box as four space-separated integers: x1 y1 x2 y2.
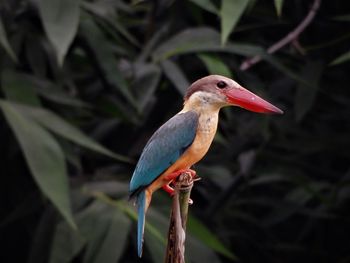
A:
184 75 283 114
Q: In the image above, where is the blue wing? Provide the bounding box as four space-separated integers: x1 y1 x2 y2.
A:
130 110 199 194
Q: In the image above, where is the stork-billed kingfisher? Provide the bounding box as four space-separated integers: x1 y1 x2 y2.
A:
129 75 283 257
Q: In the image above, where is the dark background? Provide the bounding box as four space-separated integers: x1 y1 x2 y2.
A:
0 0 349 262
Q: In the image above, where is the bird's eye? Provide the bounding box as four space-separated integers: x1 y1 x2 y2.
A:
217 81 227 89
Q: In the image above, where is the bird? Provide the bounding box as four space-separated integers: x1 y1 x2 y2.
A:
129 75 283 257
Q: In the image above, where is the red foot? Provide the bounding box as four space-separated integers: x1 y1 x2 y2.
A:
162 184 175 195
162 184 194 204
162 169 197 198
164 169 197 181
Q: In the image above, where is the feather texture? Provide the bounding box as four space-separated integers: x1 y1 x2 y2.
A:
130 110 198 257
137 191 146 257
130 111 199 194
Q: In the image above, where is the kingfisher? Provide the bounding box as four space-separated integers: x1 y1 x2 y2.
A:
129 75 283 257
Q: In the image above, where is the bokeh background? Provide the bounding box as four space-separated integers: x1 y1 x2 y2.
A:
1 0 349 262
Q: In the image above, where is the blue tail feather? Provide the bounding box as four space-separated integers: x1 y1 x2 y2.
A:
137 191 146 257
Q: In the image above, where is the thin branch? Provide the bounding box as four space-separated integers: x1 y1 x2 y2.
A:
165 172 195 263
240 0 321 71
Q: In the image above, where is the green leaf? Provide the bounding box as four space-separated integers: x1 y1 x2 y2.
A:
37 0 80 65
1 71 41 106
25 35 48 77
0 100 76 229
92 194 166 249
186 234 224 263
161 60 190 95
31 77 90 108
80 203 114 263
332 14 350 21
154 27 309 87
36 85 90 108
249 173 291 186
152 27 222 61
330 50 350 66
152 26 304 88
67 201 111 263
80 18 137 108
82 2 139 47
152 27 262 62
132 64 161 111
145 208 170 261
90 208 131 263
189 0 219 14
294 61 323 121
12 103 132 163
0 194 42 228
28 208 59 263
0 17 17 62
220 0 249 45
274 0 284 17
83 181 129 197
198 53 232 78
188 215 237 260
49 220 85 263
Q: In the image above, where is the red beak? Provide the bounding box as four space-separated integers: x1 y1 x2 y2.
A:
223 87 283 114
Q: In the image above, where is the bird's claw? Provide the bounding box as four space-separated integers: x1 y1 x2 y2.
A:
164 168 197 181
162 184 175 195
163 169 199 204
162 183 194 204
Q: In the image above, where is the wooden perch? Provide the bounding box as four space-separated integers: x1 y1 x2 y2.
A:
164 172 196 263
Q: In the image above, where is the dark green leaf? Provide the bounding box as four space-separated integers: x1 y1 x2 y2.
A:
198 53 232 78
145 208 171 261
81 203 111 263
189 0 219 14
186 234 223 263
1 71 41 106
36 86 90 108
37 0 80 65
91 209 131 263
12 103 132 163
90 194 166 246
332 14 350 21
84 181 129 197
132 63 161 111
25 35 48 77
152 27 222 61
330 50 350 66
0 100 76 229
161 60 190 95
274 0 284 17
82 2 139 46
80 18 137 107
49 221 86 263
220 0 249 45
0 17 17 62
188 215 237 260
295 61 323 121
0 194 42 228
152 27 265 61
27 208 58 263
31 77 90 108
249 173 291 186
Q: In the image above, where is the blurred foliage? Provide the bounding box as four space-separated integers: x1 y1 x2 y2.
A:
0 0 350 262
